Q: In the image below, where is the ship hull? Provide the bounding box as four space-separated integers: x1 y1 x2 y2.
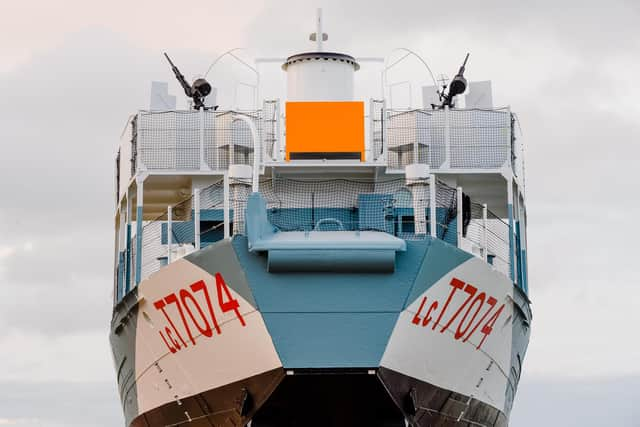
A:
110 236 531 426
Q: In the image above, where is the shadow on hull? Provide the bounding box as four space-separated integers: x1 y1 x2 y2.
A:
131 368 285 427
129 368 509 427
253 370 405 427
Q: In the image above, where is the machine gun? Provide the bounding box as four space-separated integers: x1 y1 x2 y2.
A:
164 52 214 110
437 53 470 109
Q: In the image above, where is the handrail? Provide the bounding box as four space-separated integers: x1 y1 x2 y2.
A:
232 114 260 192
314 218 345 231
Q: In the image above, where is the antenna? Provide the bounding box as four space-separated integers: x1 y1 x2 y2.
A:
163 52 215 110
309 8 328 50
437 53 470 109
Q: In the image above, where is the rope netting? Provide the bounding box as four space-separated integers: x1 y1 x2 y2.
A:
371 100 385 161
136 103 279 171
213 112 256 169
138 110 200 170
262 100 279 161
141 212 166 281
229 177 458 243
128 232 136 291
463 201 485 246
386 110 435 169
486 209 510 276
138 194 194 282
199 181 225 245
127 177 509 290
384 108 511 170
449 108 511 168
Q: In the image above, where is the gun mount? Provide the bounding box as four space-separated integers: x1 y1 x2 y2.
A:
437 53 470 109
164 52 215 110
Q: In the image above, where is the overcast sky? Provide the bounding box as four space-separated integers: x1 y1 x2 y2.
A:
0 1 638 426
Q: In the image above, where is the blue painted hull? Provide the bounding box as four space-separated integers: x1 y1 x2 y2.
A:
110 236 531 426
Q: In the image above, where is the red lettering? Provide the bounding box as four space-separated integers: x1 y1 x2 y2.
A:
407 276 507 352
455 292 485 340
158 328 177 353
154 299 187 348
215 273 246 327
153 274 250 353
412 297 427 325
165 293 195 346
440 283 477 333
190 280 221 335
180 289 213 338
463 296 497 343
165 327 181 351
476 303 506 350
432 278 465 330
421 301 438 327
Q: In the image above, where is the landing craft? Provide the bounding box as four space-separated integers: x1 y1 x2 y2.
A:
111 10 531 426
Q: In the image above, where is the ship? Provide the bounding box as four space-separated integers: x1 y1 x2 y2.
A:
110 11 532 427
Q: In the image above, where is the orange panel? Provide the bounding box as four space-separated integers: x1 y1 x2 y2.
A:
285 101 365 161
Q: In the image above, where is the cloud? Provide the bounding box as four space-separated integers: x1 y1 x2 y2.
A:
0 419 42 426
0 1 638 425
525 279 640 379
0 381 122 427
0 330 114 383
511 375 640 426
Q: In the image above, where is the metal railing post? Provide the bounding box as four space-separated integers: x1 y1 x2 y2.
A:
125 191 131 293
429 174 437 237
223 172 230 239
167 205 173 264
507 179 515 283
214 111 220 170
381 102 388 164
275 99 281 161
482 203 488 262
261 101 267 164
135 174 145 286
444 105 451 168
456 186 463 248
368 98 374 162
232 114 260 192
194 188 201 250
199 108 206 170
507 106 514 172
411 184 428 235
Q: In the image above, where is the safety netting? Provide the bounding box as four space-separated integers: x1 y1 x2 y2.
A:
139 194 194 283
136 102 279 171
229 177 459 244
371 100 385 161
121 176 511 296
384 108 511 170
449 108 511 168
486 209 510 276
199 181 226 246
386 110 436 169
462 201 510 277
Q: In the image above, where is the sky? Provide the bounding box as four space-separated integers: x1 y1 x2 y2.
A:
0 0 639 425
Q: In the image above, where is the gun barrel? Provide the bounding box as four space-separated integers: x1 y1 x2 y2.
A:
164 52 192 97
163 52 176 68
458 53 470 75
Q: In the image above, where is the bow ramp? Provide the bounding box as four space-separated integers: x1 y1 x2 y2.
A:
245 192 407 273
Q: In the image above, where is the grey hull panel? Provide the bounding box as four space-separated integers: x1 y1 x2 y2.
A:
378 367 508 427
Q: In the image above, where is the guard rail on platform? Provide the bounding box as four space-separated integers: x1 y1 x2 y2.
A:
115 177 513 301
122 103 517 176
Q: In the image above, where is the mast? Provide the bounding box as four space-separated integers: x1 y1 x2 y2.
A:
315 8 323 51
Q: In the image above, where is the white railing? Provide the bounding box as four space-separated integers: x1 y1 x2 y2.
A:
133 103 515 174
135 102 279 172
130 178 512 283
378 106 514 171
